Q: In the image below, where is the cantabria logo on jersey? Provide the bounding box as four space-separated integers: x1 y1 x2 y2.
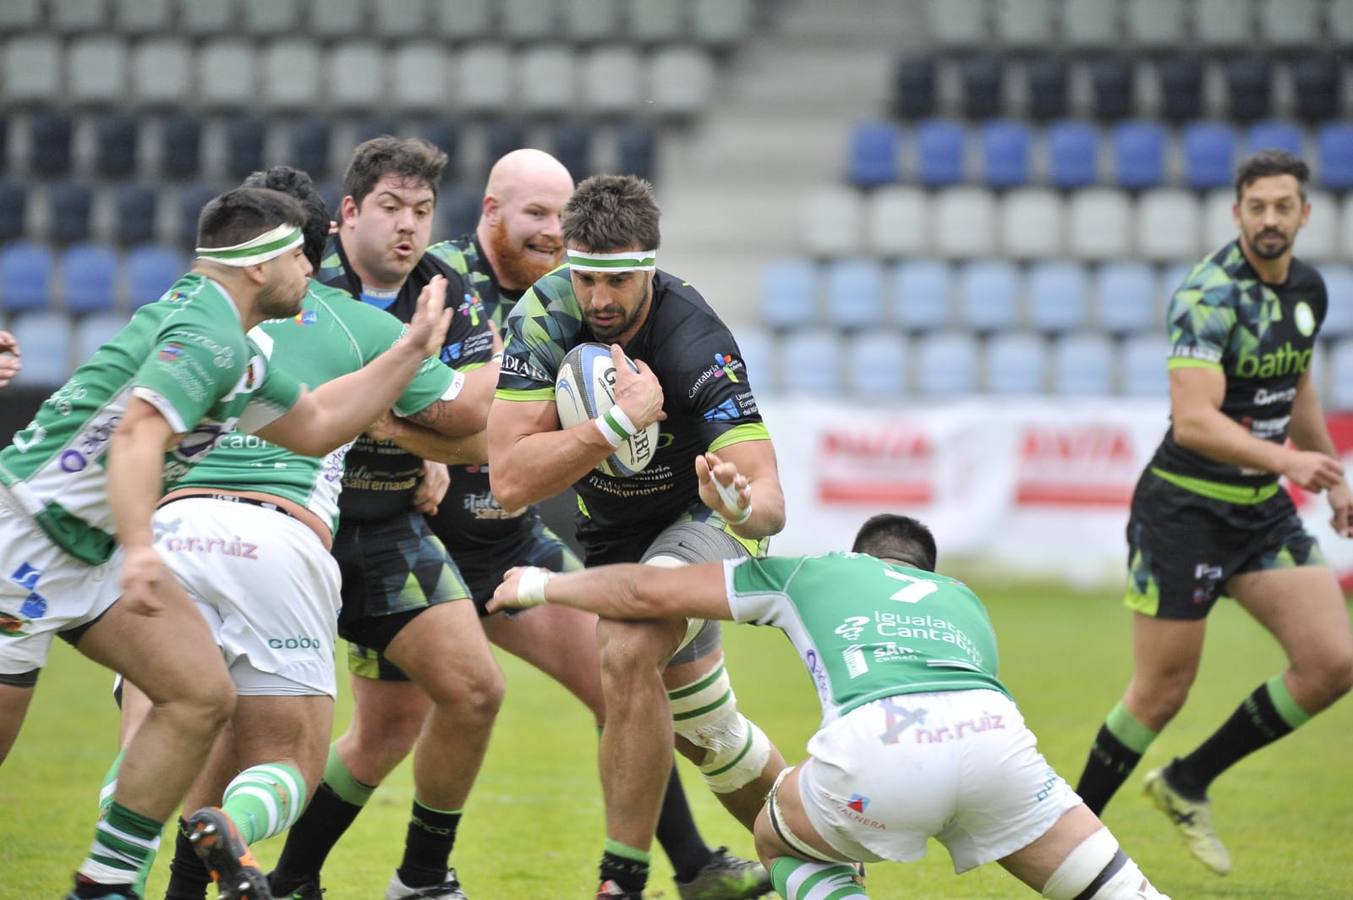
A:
1294 301 1316 337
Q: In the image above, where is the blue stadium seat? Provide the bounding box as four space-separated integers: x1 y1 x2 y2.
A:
616 124 657 182
1292 57 1342 124
1113 121 1167 190
759 258 818 331
420 119 463 183
124 244 185 307
1026 59 1069 121
1120 334 1169 397
74 310 131 364
114 183 158 247
48 180 93 245
0 180 29 244
980 120 1031 188
890 56 937 120
485 120 528 171
957 260 1020 334
916 119 965 187
289 118 332 183
1224 57 1272 123
29 110 73 178
1089 58 1133 122
846 331 907 399
985 332 1045 394
892 260 952 332
847 122 901 188
177 183 220 249
436 186 480 241
916 331 978 397
1321 264 1353 340
224 115 267 179
1317 124 1353 192
94 113 139 178
1181 122 1237 190
351 115 399 148
1047 121 1100 189
1157 261 1196 308
1246 120 1304 157
1051 332 1115 395
1027 261 1089 334
1157 57 1204 123
781 329 841 396
7 311 70 386
960 55 1004 120
824 258 886 331
160 112 202 178
551 123 591 182
0 242 55 313
733 325 777 395
1095 261 1156 335
1328 339 1353 411
60 243 119 314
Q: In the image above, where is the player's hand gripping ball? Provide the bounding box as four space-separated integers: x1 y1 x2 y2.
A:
555 342 659 477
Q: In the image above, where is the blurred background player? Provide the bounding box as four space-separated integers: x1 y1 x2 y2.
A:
0 331 20 387
489 174 788 899
1075 150 1353 875
489 513 1171 900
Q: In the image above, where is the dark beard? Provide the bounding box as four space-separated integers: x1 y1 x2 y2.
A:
587 279 652 343
1247 230 1290 260
488 217 561 290
256 280 305 319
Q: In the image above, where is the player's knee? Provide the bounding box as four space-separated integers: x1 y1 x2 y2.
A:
432 661 505 725
1314 648 1353 702
1041 828 1167 900
597 619 668 684
668 667 772 793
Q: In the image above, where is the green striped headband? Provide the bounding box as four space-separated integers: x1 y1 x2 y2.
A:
196 224 304 267
566 249 657 272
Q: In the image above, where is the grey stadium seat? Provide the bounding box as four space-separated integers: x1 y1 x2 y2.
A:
112 0 172 34
521 45 577 116
372 0 428 38
1125 0 1188 50
458 44 514 114
262 39 322 112
565 0 622 42
180 0 234 36
1195 0 1252 49
241 0 301 34
649 47 715 118
1062 0 1118 49
392 42 450 113
1067 188 1132 261
1135 189 1201 262
132 38 190 107
995 0 1054 50
0 0 41 32
306 0 364 39
50 0 110 32
625 0 685 43
502 0 559 40
934 188 997 259
4 36 61 105
1201 188 1236 251
67 36 129 107
433 0 492 40
1259 0 1319 48
1333 0 1353 44
868 187 930 258
584 46 644 115
327 41 385 112
927 0 987 49
691 0 753 46
801 186 863 258
999 188 1065 259
1293 190 1338 262
197 39 257 109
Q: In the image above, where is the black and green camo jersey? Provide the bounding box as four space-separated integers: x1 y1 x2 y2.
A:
497 267 771 547
318 236 495 524
422 235 538 548
1150 240 1328 498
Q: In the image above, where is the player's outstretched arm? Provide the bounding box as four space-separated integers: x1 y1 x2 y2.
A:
696 443 787 539
488 561 733 621
106 398 181 615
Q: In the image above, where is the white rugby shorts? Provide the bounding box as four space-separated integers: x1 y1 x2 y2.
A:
797 689 1081 872
0 502 123 674
153 499 341 697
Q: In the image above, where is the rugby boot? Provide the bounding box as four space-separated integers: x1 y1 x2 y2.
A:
66 873 141 899
385 869 468 899
1143 766 1232 875
596 879 644 899
269 882 323 900
184 807 273 899
674 847 773 899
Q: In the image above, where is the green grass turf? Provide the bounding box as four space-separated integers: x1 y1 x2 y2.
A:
3 581 1352 898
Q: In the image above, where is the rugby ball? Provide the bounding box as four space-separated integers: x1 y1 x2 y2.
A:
556 342 659 477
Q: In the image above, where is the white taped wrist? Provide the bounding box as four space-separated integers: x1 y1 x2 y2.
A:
516 567 553 607
595 406 639 448
714 478 752 525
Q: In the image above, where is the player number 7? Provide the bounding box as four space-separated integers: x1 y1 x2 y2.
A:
883 570 938 604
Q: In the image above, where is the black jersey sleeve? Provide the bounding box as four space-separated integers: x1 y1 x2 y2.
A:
664 312 770 452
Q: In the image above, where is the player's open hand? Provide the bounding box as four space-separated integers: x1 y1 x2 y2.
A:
0 330 21 388
611 344 665 429
1282 449 1345 492
697 451 751 522
489 566 530 613
403 274 453 359
1328 480 1353 538
118 544 173 617
414 460 450 515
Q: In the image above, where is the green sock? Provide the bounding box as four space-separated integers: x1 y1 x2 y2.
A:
97 747 127 818
221 762 307 844
769 857 867 899
78 800 164 886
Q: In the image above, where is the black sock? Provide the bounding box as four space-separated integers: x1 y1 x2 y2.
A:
654 763 712 882
1169 682 1298 799
1076 724 1145 815
71 875 135 899
395 801 462 888
600 849 650 894
164 817 211 900
270 782 365 891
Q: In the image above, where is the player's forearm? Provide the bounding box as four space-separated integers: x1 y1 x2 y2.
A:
543 565 659 618
731 477 786 539
488 424 616 510
299 346 433 453
1172 405 1296 475
106 428 167 551
1287 382 1340 459
382 419 488 465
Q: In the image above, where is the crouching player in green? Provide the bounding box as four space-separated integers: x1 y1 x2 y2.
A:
489 515 1171 900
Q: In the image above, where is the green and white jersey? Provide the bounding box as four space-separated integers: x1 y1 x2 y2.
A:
172 280 460 533
725 552 1010 726
0 273 302 564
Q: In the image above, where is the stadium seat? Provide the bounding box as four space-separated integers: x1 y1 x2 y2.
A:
432 0 490 38
985 332 1046 394
1333 0 1353 43
892 260 953 332
1027 261 1090 334
307 0 364 38
1292 57 1342 123
846 331 908 399
1136 189 1202 262
1322 265 1353 340
124 244 185 307
48 180 93 245
0 180 30 244
928 0 986 48
288 118 332 183
691 0 753 46
1047 120 1100 189
584 47 643 115
616 124 657 182
1089 58 1134 122
916 331 978 397
1328 339 1353 411
1026 58 1070 121
1259 0 1319 47
60 244 118 314
1196 0 1253 47
1224 57 1273 123
67 36 129 107
502 0 558 40
176 183 220 249
960 55 1004 120
198 39 257 109
160 112 203 179
999 188 1064 259
521 45 577 117
551 123 591 181
1181 122 1237 190
29 111 74 178
94 113 139 178
995 0 1053 48
758 258 818 332
240 0 301 33
264 38 323 111
734 326 776 394
1246 120 1304 158
1317 124 1353 192
624 0 685 44
650 48 714 119
1095 261 1157 335
328 41 384 112
1295 190 1338 261
957 260 1020 334
224 116 267 180
113 183 158 247
1156 57 1205 123
132 38 191 107
1200 188 1236 250
458 45 514 115
74 311 130 364
1062 0 1117 48
1113 121 1167 190
1126 0 1187 50
485 120 528 170
1051 332 1115 395
372 0 427 37
7 312 71 386
781 329 841 396
981 120 1031 188
934 187 997 258
801 186 862 258
916 119 966 187
564 0 621 42
0 242 54 313
317 183 343 223
420 119 462 181
350 115 399 148
824 258 886 331
181 0 233 35
868 186 930 257
3 35 60 105
114 0 173 36
1067 189 1132 260
1158 261 1197 309
1120 334 1170 397
0 117 8 175
891 57 937 121
437 186 480 243
847 122 901 188
0 0 41 31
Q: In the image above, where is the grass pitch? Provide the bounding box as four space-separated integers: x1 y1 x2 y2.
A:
3 580 1352 899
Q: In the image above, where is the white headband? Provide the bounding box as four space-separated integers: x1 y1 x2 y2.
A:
566 249 658 273
196 224 305 267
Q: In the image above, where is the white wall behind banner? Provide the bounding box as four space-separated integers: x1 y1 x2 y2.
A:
757 399 1353 590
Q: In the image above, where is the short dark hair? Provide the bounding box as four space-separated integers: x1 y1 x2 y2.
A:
241 166 329 270
343 136 447 207
851 514 938 572
561 174 661 252
1235 149 1310 201
196 187 308 253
